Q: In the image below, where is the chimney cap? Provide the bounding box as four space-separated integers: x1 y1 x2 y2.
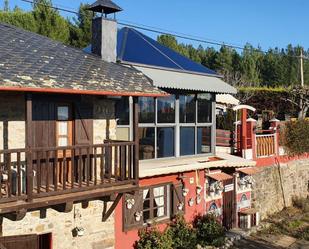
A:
87 0 122 14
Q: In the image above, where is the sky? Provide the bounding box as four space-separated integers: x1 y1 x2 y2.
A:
4 0 309 51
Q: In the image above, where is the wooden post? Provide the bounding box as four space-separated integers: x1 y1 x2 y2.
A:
240 109 247 158
133 97 139 184
26 93 33 202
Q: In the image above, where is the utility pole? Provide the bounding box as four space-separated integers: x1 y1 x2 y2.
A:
299 48 304 119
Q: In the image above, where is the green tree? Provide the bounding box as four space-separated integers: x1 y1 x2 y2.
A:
32 0 70 43
69 3 92 48
241 43 262 84
0 7 38 32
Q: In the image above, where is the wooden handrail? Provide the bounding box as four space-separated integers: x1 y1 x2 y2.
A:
0 141 137 203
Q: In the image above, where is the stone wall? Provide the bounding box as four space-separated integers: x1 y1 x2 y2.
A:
3 201 115 249
93 98 117 143
251 159 309 219
0 92 25 150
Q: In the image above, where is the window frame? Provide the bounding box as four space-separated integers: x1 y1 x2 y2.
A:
141 183 171 225
115 93 216 160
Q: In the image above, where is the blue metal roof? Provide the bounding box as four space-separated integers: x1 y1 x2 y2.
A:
117 27 219 76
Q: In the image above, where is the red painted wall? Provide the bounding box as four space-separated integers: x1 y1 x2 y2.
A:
114 170 208 249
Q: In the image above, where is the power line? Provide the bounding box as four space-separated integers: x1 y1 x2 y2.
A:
20 0 309 59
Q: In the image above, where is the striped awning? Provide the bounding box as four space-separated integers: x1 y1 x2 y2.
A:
134 66 237 94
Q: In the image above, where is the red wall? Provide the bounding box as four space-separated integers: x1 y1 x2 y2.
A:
114 170 207 249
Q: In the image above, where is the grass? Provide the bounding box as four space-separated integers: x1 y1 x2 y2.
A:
257 197 309 241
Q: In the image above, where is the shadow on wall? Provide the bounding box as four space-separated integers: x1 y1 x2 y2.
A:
0 92 26 150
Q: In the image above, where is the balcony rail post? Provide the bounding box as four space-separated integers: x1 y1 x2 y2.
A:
26 93 33 202
133 97 139 184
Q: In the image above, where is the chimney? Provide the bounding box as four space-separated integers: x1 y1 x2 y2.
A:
88 0 122 63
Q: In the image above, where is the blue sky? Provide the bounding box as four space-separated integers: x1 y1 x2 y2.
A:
4 0 309 50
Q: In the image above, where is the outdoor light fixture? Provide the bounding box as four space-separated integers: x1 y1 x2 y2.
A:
72 227 85 237
188 198 194 207
126 198 135 210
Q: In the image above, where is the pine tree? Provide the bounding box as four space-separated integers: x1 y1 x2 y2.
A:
69 3 92 48
32 0 70 43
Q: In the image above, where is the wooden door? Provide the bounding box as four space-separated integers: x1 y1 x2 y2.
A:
0 234 39 249
56 104 73 183
222 178 235 230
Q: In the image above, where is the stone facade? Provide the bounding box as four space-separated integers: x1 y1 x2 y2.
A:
93 98 117 143
0 92 25 150
251 159 309 219
0 94 119 249
3 201 115 249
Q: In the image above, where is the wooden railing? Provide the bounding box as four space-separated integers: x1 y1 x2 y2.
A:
0 141 137 203
255 133 276 158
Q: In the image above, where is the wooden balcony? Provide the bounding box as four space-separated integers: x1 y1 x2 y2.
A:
0 141 138 216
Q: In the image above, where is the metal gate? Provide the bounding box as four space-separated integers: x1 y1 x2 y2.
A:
222 178 235 230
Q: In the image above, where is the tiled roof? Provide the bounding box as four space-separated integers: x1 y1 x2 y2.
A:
0 22 164 96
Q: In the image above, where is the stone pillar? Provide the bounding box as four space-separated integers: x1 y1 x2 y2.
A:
269 118 280 156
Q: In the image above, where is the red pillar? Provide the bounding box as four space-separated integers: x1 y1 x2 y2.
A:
240 109 247 158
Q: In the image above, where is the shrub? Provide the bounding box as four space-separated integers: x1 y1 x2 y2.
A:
292 197 309 213
193 214 225 247
167 215 197 249
135 226 173 249
281 119 309 155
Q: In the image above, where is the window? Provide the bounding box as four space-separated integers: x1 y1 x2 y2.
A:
157 95 175 123
139 127 155 160
56 105 72 147
115 97 129 125
180 127 195 156
136 93 214 160
139 97 155 123
157 127 174 158
197 93 213 123
197 127 212 154
179 94 195 123
143 185 170 223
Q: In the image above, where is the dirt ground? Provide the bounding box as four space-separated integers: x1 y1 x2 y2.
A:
233 197 309 249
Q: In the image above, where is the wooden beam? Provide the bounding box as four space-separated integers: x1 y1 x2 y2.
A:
52 202 73 213
102 193 123 222
3 208 27 221
81 201 89 209
132 97 139 184
26 93 33 202
0 183 138 215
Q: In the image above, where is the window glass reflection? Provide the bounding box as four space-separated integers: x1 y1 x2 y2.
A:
197 127 211 154
179 95 195 123
115 97 129 125
157 95 175 123
139 127 155 160
157 127 174 158
197 94 213 123
180 127 195 156
139 97 155 123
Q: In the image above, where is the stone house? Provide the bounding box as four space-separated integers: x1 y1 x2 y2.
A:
0 1 260 248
